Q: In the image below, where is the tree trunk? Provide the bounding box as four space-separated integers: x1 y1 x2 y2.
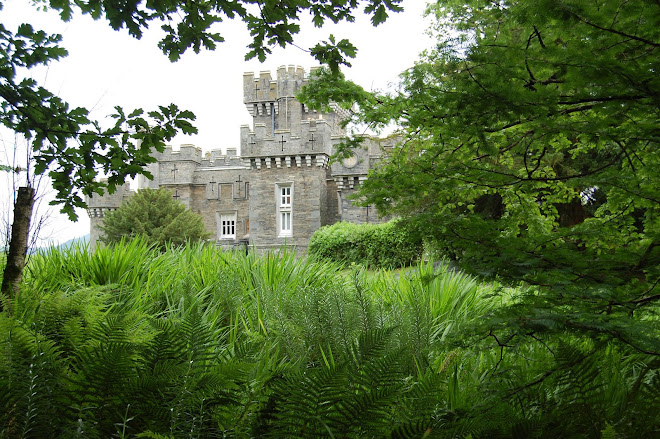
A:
1 186 35 309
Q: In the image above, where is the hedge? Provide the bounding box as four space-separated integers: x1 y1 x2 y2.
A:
308 219 423 269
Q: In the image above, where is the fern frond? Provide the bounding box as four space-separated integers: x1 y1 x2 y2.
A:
0 316 64 438
262 362 349 438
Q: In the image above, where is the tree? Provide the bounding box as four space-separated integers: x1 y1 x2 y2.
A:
99 188 210 248
0 9 197 302
0 0 403 304
302 0 659 354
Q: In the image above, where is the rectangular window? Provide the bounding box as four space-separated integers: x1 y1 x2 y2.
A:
280 212 291 233
280 186 291 207
277 184 292 237
220 214 236 239
270 103 275 135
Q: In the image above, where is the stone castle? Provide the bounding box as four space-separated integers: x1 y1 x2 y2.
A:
87 66 394 251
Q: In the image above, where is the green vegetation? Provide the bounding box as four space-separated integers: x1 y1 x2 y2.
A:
304 0 659 305
1 241 658 437
301 3 660 428
309 219 423 269
3 0 658 436
0 0 397 308
100 188 210 248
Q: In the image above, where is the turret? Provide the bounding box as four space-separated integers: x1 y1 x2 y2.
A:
241 66 353 160
243 65 347 139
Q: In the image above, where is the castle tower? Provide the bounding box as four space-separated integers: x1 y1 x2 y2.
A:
243 66 314 137
151 144 202 209
240 66 347 251
242 65 349 149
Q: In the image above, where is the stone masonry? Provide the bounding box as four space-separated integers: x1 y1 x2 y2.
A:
87 65 396 252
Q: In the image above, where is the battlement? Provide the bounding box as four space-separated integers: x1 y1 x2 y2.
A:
86 181 133 210
242 65 345 141
200 148 246 168
243 65 309 104
156 144 203 163
240 118 336 157
277 65 306 81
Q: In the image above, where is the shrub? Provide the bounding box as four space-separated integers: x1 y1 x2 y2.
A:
100 188 210 248
308 219 423 269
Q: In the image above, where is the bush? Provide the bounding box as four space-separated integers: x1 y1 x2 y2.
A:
308 219 423 269
100 188 210 248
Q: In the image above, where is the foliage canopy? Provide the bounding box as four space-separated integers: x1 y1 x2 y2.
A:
100 188 210 248
303 0 660 355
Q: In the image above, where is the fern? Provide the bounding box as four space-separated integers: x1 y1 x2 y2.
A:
0 316 63 439
632 364 660 437
267 362 349 437
550 342 607 435
3 243 658 438
253 328 409 437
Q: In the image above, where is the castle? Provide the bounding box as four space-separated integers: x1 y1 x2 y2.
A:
87 66 394 252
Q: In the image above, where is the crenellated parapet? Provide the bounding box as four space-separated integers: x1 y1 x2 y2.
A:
156 144 203 163
200 148 247 169
240 117 336 158
243 65 307 103
87 182 132 213
242 65 349 139
276 65 307 96
153 144 203 185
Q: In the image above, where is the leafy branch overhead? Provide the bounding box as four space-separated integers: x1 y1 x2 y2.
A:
310 35 357 73
33 0 403 66
1 12 197 219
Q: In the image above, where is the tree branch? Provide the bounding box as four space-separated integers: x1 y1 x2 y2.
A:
564 9 659 48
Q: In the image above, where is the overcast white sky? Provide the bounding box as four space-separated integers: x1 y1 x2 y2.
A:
1 0 434 245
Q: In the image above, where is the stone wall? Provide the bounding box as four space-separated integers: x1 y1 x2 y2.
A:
248 164 328 252
189 167 251 246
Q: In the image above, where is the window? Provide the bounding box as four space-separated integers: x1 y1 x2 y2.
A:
219 213 236 239
280 211 291 234
280 186 291 207
270 103 276 135
277 184 292 237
